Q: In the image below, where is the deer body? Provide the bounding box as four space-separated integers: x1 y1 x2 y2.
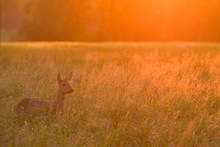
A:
13 98 50 116
13 72 73 116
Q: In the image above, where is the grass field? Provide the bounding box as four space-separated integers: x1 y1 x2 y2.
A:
0 42 220 146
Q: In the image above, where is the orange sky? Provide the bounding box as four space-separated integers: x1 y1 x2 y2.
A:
107 0 220 41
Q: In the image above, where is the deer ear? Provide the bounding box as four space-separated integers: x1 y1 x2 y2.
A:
65 72 72 81
57 73 62 82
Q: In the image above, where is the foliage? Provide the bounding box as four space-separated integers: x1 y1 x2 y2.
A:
19 0 106 41
0 43 220 146
1 0 19 13
18 0 220 41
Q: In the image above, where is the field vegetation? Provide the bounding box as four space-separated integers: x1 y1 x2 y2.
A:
0 43 220 146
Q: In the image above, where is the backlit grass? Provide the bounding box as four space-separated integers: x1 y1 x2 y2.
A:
0 42 220 146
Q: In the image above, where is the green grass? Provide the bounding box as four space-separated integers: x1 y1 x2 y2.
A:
0 42 220 146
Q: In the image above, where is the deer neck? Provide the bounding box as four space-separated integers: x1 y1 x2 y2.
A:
55 90 65 104
52 90 66 114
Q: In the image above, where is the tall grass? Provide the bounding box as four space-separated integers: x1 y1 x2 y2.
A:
0 43 220 146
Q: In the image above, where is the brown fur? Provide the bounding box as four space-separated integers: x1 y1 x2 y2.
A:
13 72 73 116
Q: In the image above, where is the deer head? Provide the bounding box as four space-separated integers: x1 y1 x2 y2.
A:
57 72 74 94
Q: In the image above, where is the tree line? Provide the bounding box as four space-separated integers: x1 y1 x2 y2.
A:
3 0 220 42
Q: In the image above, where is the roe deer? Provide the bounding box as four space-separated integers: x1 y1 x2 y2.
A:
13 72 74 116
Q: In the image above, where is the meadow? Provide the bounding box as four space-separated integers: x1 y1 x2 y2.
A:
0 42 220 146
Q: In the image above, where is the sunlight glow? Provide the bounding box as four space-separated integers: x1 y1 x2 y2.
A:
106 0 219 41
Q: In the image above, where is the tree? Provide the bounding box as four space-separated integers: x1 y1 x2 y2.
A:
20 0 86 41
1 0 19 29
18 0 220 42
